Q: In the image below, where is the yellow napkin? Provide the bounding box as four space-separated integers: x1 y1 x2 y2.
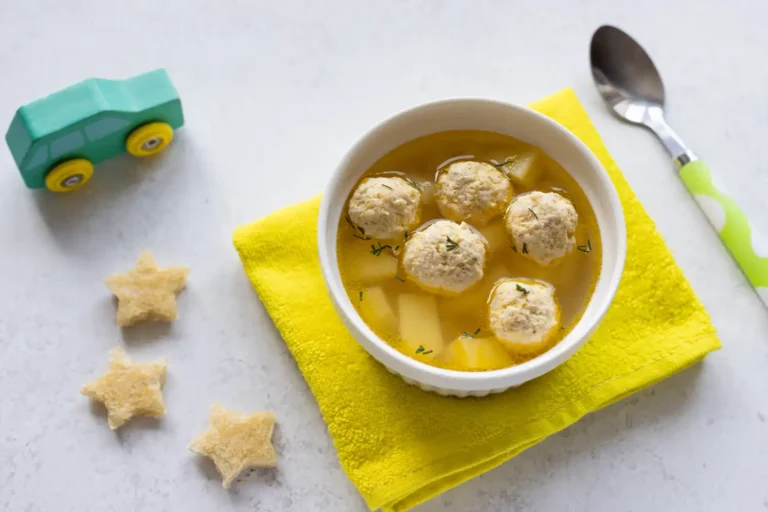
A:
233 89 721 511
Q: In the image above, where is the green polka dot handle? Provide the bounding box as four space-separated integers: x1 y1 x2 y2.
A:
679 160 768 307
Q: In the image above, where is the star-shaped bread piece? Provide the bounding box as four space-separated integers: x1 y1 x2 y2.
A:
81 347 167 430
189 404 278 488
105 250 189 327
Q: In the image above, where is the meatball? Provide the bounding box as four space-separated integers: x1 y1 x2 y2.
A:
347 177 421 239
435 161 512 226
505 191 578 265
489 279 560 352
402 220 487 295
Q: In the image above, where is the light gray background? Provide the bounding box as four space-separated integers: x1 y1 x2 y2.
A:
1 1 767 511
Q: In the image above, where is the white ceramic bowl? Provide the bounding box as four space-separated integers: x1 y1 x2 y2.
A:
318 99 626 397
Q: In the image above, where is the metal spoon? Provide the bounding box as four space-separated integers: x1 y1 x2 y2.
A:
590 25 768 308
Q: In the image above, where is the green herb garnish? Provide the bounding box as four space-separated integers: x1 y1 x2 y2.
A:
382 184 393 190
460 328 481 338
446 236 459 251
577 239 592 253
347 214 370 239
370 243 392 256
492 156 517 168
516 283 529 295
522 243 529 254
394 245 400 251
422 349 433 355
404 231 410 241
359 290 363 301
528 208 538 220
415 345 425 354
394 275 405 283
406 179 421 191
511 245 517 253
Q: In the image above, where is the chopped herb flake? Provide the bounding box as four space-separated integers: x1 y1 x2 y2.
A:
359 291 363 301
577 239 592 253
415 345 425 354
382 184 393 190
404 231 410 241
422 350 433 355
406 179 421 191
492 156 517 168
516 283 530 295
394 275 405 283
446 236 459 251
528 208 538 220
522 243 529 254
394 245 400 251
346 215 369 238
511 245 517 253
370 243 392 256
474 328 481 335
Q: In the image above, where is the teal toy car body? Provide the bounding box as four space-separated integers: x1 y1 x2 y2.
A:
5 69 183 192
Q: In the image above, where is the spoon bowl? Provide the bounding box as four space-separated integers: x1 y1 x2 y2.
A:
590 25 666 125
590 25 690 160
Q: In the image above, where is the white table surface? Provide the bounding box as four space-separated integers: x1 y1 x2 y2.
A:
2 1 767 511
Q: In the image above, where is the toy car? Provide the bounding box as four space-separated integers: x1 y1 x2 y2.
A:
4 69 184 192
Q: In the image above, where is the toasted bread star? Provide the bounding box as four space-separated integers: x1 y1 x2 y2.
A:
81 347 167 430
189 405 278 488
105 250 189 327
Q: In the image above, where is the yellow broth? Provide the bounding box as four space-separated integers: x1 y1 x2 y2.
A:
337 130 601 371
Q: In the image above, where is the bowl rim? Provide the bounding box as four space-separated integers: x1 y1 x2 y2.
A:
318 97 627 391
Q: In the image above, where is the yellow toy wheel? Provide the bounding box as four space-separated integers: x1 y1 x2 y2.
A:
125 122 174 157
45 159 94 192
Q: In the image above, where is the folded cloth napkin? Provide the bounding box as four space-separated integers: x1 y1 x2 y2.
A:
233 89 721 511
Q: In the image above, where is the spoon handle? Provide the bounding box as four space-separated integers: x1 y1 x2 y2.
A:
679 160 768 307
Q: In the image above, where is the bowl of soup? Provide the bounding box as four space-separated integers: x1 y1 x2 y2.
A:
318 99 626 396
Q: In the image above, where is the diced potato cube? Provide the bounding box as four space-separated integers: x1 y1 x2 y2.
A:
501 150 540 187
344 243 398 283
442 336 513 371
355 255 398 283
398 293 443 357
359 286 396 332
478 221 509 254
